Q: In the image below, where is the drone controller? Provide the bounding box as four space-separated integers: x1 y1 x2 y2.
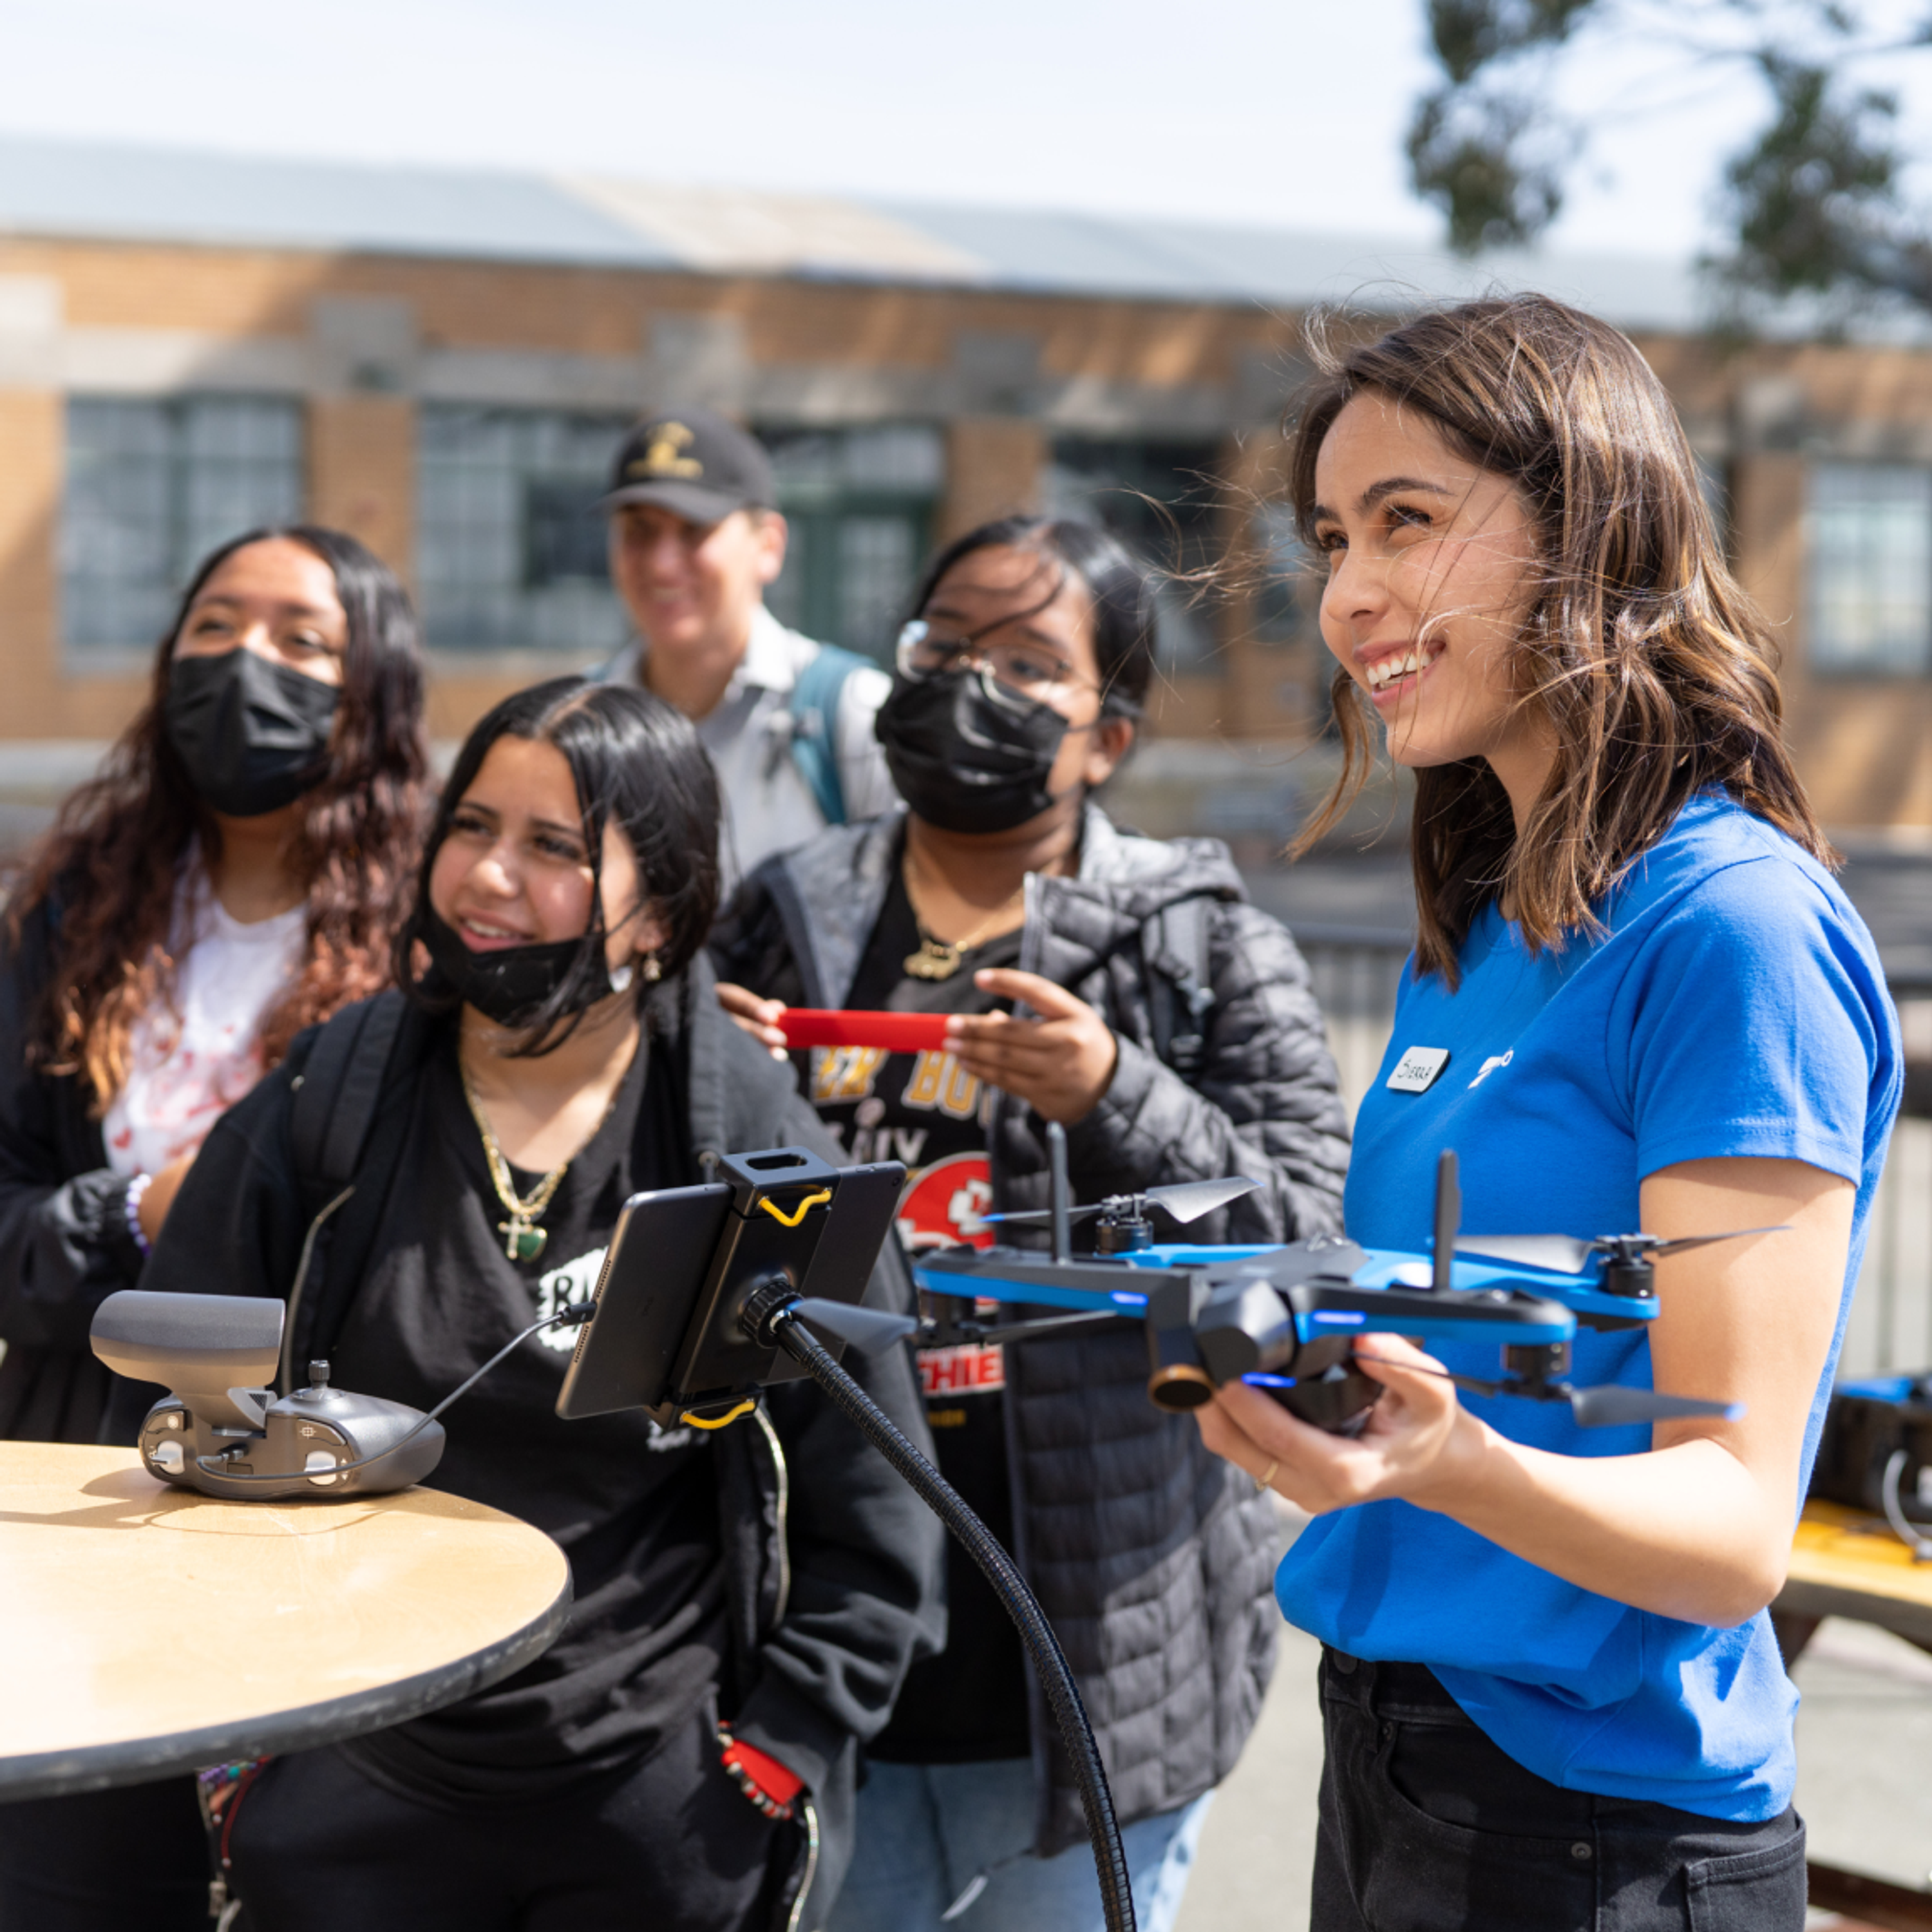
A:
91 1290 444 1501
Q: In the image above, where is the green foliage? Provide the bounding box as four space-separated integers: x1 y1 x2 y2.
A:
1718 52 1928 314
1405 0 1932 322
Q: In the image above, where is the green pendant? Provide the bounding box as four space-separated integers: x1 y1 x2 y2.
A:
500 1219 549 1264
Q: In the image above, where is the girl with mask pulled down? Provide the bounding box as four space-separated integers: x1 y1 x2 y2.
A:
1194 298 1900 1931
711 516 1351 1932
0 526 429 1927
132 677 943 1932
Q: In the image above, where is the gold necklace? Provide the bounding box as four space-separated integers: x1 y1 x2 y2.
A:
459 1051 631 1263
901 851 1026 982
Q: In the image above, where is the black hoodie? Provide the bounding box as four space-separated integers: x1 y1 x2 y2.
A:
133 954 945 1927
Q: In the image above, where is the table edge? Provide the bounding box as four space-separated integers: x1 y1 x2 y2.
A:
1772 1575 1932 1645
0 1568 574 1802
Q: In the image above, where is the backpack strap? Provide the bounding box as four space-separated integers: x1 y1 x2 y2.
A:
282 992 410 1388
1144 896 1217 1077
290 991 407 1204
787 644 871 827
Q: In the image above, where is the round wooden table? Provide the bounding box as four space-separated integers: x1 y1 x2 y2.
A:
0 1443 571 1802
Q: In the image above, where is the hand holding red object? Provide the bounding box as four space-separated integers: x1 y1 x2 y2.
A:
773 1009 952 1052
717 1726 803 1820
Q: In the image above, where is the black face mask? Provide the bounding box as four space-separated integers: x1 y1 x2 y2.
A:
876 668 1074 835
164 648 341 819
421 907 621 1030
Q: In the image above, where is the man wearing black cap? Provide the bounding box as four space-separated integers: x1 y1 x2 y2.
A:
596 405 895 889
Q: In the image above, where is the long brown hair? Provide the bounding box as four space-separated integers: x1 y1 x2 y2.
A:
14 526 431 1108
1287 295 1830 983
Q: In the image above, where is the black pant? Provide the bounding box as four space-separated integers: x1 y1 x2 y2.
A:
227 1702 792 1932
1312 1649 1807 1932
0 1777 209 1931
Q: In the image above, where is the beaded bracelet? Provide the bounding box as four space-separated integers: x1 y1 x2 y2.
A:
124 1172 153 1258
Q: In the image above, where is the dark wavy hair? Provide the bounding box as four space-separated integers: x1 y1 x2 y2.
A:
15 526 431 1106
397 677 721 1056
1286 294 1830 984
907 515 1159 718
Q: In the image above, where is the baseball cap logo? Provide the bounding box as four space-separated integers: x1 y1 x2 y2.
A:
627 421 704 482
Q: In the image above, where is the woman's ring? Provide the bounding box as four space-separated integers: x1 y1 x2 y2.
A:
1254 1459 1280 1493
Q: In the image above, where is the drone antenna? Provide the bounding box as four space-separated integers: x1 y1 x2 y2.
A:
1432 1149 1460 1296
1048 1121 1072 1264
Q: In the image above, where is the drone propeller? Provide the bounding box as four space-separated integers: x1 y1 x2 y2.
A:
1566 1384 1744 1427
1454 1226 1788 1276
974 1175 1261 1231
1432 1150 1461 1296
790 1298 920 1356
1389 1360 1744 1427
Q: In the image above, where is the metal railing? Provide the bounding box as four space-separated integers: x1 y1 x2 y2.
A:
1296 932 1932 1381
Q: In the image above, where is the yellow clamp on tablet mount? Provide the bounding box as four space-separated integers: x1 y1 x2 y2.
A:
680 1397 759 1430
757 1188 831 1229
678 1189 831 1423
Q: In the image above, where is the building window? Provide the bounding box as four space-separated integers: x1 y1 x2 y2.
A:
1810 462 1932 676
1045 438 1226 672
1251 502 1314 645
62 396 304 654
417 405 632 654
764 427 944 661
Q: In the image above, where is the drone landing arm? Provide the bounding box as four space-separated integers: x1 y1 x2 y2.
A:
746 1292 1136 1932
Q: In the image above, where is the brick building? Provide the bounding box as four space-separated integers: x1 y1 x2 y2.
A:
5 135 1932 829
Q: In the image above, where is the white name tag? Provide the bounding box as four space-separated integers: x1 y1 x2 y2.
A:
1386 1045 1451 1094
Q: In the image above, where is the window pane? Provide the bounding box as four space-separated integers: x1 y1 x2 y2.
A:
838 516 917 657
1046 437 1224 672
1810 463 1932 676
1252 503 1312 645
417 404 630 654
760 425 941 662
63 395 304 655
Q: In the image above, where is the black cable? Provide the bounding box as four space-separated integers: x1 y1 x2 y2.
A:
764 1307 1138 1932
194 1302 598 1485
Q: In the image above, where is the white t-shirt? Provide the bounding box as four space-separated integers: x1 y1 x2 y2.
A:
102 884 308 1179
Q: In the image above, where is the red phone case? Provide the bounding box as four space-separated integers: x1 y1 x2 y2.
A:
773 1009 951 1052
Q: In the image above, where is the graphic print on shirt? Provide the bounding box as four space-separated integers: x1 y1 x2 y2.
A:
899 1151 1004 1403
534 1247 607 1351
102 880 308 1178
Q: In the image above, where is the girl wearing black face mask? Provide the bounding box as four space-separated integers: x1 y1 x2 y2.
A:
136 679 942 1932
711 516 1352 1932
0 527 428 1932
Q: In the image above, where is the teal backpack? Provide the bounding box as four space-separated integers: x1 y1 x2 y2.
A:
786 644 873 826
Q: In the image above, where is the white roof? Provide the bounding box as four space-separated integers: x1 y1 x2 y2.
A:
0 134 1702 331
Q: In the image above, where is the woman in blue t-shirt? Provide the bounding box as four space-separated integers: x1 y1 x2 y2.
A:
1195 295 1902 1930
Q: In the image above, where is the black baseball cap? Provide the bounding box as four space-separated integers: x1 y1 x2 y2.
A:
600 405 776 526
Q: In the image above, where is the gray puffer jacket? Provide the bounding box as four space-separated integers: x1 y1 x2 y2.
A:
712 802 1351 1853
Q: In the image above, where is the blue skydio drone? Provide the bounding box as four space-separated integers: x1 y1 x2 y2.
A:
914 1138 1764 1435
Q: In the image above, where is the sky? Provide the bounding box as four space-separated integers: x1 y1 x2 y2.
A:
0 0 1909 260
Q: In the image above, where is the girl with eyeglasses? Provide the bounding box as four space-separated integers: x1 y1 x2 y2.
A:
711 515 1350 1932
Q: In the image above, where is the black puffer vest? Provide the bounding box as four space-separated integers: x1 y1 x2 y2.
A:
712 804 1352 1852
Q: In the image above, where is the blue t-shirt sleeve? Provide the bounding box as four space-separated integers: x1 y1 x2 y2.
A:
1604 855 1886 1186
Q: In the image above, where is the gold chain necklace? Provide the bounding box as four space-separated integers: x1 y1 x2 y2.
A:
459 1050 632 1263
900 850 1026 982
